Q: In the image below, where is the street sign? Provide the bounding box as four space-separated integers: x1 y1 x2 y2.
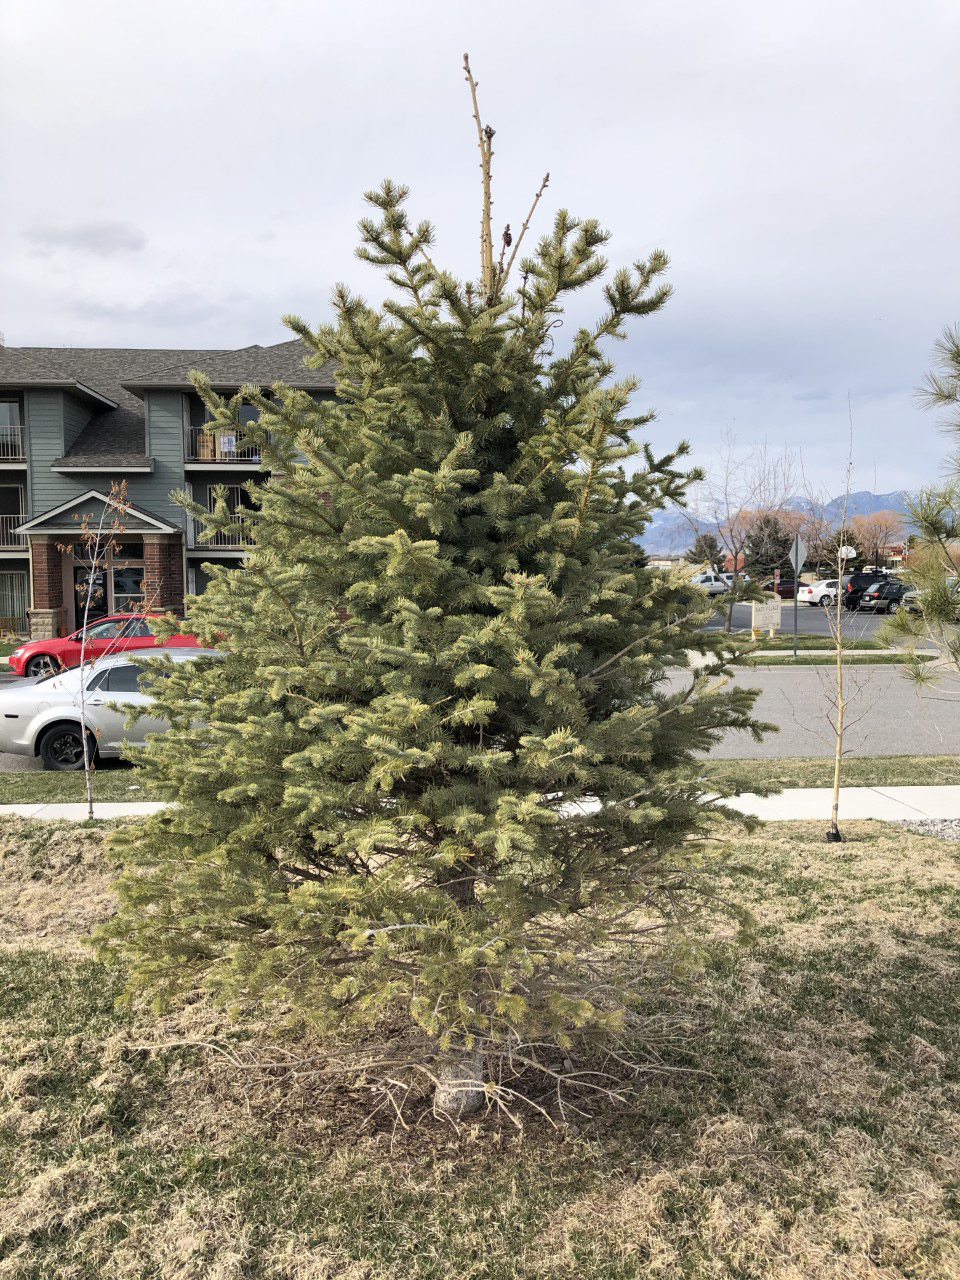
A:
752 597 781 631
788 534 807 575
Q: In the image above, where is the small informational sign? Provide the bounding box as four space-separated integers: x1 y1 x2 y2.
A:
219 433 237 454
752 597 782 631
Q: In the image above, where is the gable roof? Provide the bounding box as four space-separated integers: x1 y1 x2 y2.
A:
120 339 337 393
16 490 180 535
0 345 228 468
0 339 334 469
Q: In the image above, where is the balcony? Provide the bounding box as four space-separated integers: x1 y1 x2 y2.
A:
187 513 252 550
184 426 262 464
0 424 26 462
0 514 26 549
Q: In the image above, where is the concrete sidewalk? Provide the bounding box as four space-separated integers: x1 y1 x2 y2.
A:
4 788 960 822
728 786 960 821
0 801 166 820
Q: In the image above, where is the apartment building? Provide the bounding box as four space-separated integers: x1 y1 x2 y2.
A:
0 339 335 638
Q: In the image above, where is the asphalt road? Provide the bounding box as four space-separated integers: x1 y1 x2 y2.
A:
700 664 960 759
0 631 956 773
706 601 888 641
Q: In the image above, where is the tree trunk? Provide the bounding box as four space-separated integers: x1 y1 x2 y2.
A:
433 1051 487 1119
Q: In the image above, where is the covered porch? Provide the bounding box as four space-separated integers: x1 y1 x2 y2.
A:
17 492 185 639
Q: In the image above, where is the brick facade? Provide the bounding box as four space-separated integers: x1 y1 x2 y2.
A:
27 538 66 639
30 538 64 611
142 534 185 613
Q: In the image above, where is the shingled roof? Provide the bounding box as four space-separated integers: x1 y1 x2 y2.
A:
120 339 337 393
0 339 334 469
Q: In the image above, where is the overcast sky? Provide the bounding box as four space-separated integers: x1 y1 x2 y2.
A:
2 0 958 494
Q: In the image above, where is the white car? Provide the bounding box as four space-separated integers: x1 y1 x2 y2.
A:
720 572 749 586
690 572 730 597
797 579 840 607
0 648 218 770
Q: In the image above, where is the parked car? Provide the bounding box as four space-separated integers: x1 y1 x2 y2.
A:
8 614 199 678
0 648 219 770
857 580 912 613
720 572 750 586
690 572 730 597
841 572 899 611
760 579 799 600
797 579 840 607
902 576 959 615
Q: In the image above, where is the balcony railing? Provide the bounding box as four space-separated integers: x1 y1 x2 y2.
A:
185 426 262 463
0 425 25 461
0 514 26 548
188 513 252 549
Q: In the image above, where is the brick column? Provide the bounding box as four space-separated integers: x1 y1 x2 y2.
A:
142 534 185 613
28 537 65 639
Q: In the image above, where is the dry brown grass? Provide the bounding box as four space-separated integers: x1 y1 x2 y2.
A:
1 817 960 1278
0 818 117 954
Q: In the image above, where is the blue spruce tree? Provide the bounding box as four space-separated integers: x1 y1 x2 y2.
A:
102 61 763 1118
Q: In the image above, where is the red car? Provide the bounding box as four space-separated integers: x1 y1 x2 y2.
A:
760 578 799 600
8 614 200 678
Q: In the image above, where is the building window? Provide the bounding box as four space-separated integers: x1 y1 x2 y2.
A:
0 398 21 427
0 398 24 461
112 564 146 613
0 570 28 633
72 538 145 621
0 486 24 548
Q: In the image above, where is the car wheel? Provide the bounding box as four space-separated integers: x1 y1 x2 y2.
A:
25 654 57 677
38 724 95 772
886 599 899 614
819 596 831 607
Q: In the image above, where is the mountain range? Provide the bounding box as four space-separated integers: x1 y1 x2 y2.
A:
641 490 914 554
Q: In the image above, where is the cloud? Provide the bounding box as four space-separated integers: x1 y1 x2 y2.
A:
76 285 229 328
24 221 147 256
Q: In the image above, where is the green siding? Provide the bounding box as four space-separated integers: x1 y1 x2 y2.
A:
62 393 92 453
142 391 188 530
24 389 65 519
23 389 187 532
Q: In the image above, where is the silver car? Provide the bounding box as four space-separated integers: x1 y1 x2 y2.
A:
0 648 218 770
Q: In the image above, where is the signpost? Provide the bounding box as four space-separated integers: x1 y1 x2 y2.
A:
788 534 808 657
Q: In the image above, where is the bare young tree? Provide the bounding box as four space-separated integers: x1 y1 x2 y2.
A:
826 458 854 842
798 505 836 577
60 483 164 819
62 485 132 817
848 510 906 572
789 400 887 840
685 432 799 631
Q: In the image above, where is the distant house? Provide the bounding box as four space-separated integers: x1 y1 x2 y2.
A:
0 339 335 637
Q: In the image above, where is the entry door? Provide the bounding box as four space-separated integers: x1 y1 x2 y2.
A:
74 565 110 623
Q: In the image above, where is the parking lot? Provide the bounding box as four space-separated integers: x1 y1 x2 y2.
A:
706 601 890 641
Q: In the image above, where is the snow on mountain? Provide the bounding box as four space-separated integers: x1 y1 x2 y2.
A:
640 491 914 554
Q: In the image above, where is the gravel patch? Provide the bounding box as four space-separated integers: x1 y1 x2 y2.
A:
891 818 960 841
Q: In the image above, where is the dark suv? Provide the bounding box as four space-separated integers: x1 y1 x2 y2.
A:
843 572 891 611
858 580 912 613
